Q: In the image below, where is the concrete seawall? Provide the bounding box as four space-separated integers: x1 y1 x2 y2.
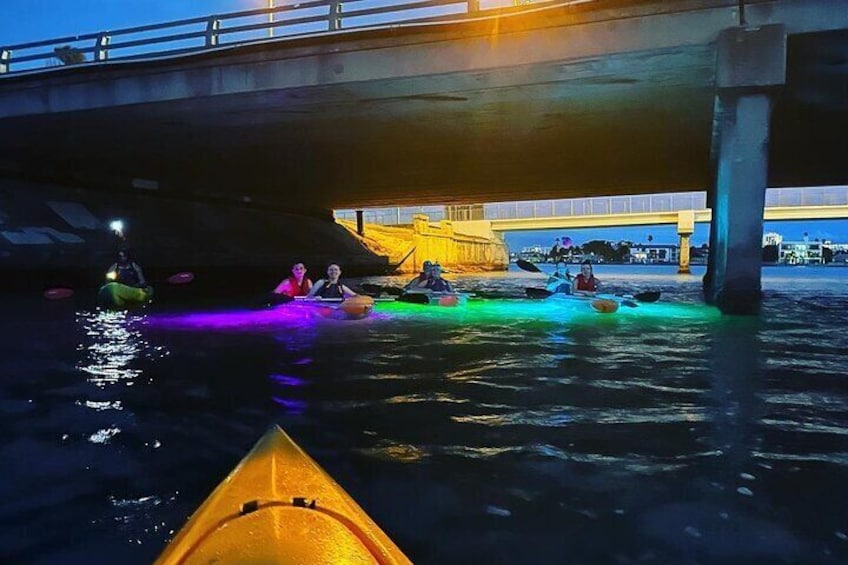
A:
338 214 508 274
0 177 389 290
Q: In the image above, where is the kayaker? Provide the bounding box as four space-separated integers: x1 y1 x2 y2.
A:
105 249 146 288
307 263 358 300
546 262 573 294
272 262 313 298
425 263 453 292
404 260 433 290
572 259 600 296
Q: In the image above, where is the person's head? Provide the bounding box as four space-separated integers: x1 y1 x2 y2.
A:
580 259 593 277
432 263 443 277
422 260 433 275
291 262 307 279
326 263 341 280
116 249 131 264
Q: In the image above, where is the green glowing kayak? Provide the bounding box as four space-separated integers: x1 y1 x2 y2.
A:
155 426 411 565
97 282 153 310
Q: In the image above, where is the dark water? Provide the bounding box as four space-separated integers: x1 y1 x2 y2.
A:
1 265 846 564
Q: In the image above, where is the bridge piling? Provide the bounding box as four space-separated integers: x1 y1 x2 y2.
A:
705 25 786 315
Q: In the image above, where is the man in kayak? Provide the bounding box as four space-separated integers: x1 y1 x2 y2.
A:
272 262 313 298
404 260 433 290
546 262 573 294
105 249 146 287
572 259 601 296
307 263 358 300
425 263 454 292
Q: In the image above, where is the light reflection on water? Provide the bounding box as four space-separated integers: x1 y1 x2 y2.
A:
0 266 846 563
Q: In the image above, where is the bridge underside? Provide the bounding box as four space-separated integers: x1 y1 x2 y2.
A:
0 3 846 213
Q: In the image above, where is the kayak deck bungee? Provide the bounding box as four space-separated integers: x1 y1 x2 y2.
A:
155 426 411 564
97 282 154 310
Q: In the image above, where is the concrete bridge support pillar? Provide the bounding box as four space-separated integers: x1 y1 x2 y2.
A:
704 25 786 315
677 210 694 274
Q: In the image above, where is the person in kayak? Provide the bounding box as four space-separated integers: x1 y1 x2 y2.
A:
105 249 146 287
404 260 433 290
273 262 313 298
546 262 573 294
425 263 454 292
572 259 600 296
307 263 358 300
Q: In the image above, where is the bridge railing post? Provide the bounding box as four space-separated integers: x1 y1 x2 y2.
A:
94 34 111 62
0 50 9 74
206 18 221 47
329 1 343 31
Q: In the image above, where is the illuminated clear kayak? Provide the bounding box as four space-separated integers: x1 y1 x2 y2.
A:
291 295 375 320
97 282 154 310
155 426 412 565
548 292 620 314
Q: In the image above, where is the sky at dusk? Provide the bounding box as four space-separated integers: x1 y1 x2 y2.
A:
0 1 258 44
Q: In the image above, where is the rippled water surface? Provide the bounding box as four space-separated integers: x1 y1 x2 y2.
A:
1 265 847 563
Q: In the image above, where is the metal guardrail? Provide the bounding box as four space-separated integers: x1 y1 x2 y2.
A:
335 187 848 225
0 0 569 75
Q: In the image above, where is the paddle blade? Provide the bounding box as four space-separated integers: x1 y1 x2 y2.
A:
516 259 543 273
44 287 74 300
634 291 661 303
525 287 553 299
397 293 430 305
167 272 194 285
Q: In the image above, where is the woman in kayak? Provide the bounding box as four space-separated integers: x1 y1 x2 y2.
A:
425 263 454 292
272 262 313 298
572 259 600 296
546 262 573 294
106 249 146 287
307 263 358 300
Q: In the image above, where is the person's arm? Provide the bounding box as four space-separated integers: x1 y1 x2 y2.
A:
444 280 454 293
106 263 118 281
306 280 325 298
341 284 357 298
133 263 147 287
273 278 292 295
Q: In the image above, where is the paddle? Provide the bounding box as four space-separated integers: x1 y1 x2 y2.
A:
516 259 543 273
524 287 641 308
517 259 660 304
44 270 196 300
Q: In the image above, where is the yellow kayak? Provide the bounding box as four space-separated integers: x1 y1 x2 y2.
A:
97 282 153 309
155 426 411 565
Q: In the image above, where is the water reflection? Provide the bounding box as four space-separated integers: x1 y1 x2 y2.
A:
76 310 157 388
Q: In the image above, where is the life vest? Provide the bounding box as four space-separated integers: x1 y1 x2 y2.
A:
317 280 345 299
115 263 141 286
282 275 312 297
575 273 598 292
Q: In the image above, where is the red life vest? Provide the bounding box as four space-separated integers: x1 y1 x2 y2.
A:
283 276 312 297
575 274 598 291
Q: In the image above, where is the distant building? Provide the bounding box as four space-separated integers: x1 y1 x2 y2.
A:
628 244 679 264
779 239 823 264
763 232 783 247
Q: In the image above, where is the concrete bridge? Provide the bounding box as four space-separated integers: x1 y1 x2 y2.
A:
1 0 848 312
